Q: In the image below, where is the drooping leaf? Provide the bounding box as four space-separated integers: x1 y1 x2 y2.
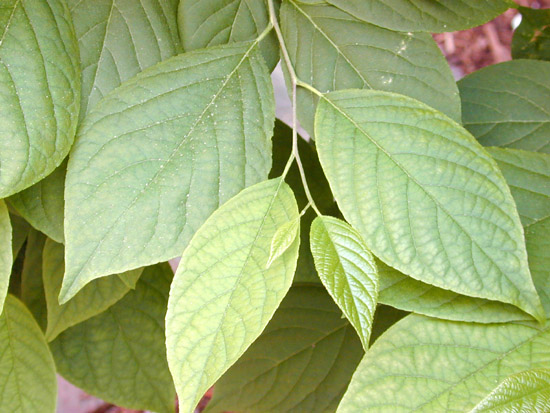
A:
0 295 57 413
68 0 180 118
0 0 80 197
0 200 12 311
178 0 279 69
315 90 544 321
206 285 363 413
280 0 460 134
322 0 513 33
50 264 175 413
43 239 142 341
63 41 275 302
310 216 378 349
267 216 300 268
337 314 550 412
8 161 66 243
10 214 30 259
459 60 550 153
20 230 47 331
512 7 550 61
471 368 550 412
166 179 300 413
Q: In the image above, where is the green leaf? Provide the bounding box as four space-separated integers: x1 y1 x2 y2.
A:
51 263 175 413
315 89 544 321
322 0 513 33
43 238 142 341
8 161 65 243
63 40 275 302
310 216 378 349
10 214 30 259
459 60 550 153
337 314 550 412
0 201 12 311
166 178 300 413
267 216 300 268
20 230 47 331
206 285 364 413
471 368 550 412
512 7 550 61
68 0 180 118
0 0 80 197
178 0 279 69
0 295 57 413
280 0 460 135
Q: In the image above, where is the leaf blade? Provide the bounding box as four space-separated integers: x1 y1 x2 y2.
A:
0 200 12 311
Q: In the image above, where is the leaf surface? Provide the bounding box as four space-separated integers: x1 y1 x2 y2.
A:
280 0 460 134
337 314 550 412
166 179 300 413
310 216 378 349
512 7 550 61
10 214 30 259
315 90 544 321
0 0 80 197
63 41 274 301
20 230 47 330
0 201 12 311
0 295 57 413
50 264 175 413
459 60 550 153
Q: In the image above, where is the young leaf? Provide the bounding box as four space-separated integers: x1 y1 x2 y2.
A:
280 0 460 134
206 285 364 413
20 230 47 331
50 264 175 413
337 314 550 412
512 7 550 61
0 201 12 311
315 90 544 321
0 295 57 413
310 216 378 349
323 0 513 33
459 60 550 153
178 0 279 69
166 178 300 413
0 0 80 197
43 239 142 341
8 161 66 243
471 368 550 412
267 216 300 268
63 41 275 302
68 0 180 118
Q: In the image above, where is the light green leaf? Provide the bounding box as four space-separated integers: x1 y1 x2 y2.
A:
0 0 80 197
43 238 142 341
337 314 550 412
68 0 180 118
206 285 364 413
51 263 175 413
315 89 544 321
310 216 378 349
280 0 460 134
10 214 30 259
459 60 550 153
20 230 47 331
267 216 300 268
323 0 513 33
178 0 279 69
63 41 275 302
471 368 550 412
0 201 12 311
512 7 550 62
166 178 300 413
0 295 57 413
8 161 65 243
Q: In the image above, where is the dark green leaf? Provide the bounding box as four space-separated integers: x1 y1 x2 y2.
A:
20 230 47 331
512 7 550 61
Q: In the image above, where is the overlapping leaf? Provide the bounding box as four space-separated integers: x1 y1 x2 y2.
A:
0 201 12 311
310 216 378 349
0 295 57 413
20 230 47 331
51 264 175 413
315 90 544 321
459 60 550 153
207 285 363 413
512 7 550 61
280 0 460 134
0 0 80 197
166 179 300 413
10 214 30 259
337 314 550 412
63 41 275 302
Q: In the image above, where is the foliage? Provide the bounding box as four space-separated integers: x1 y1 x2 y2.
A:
0 0 549 412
